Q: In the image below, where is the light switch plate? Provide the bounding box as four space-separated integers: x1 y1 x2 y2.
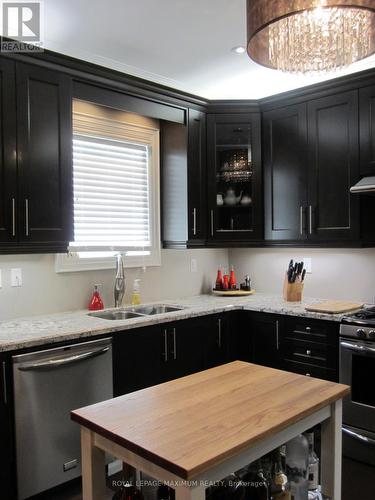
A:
190 258 197 273
11 268 22 287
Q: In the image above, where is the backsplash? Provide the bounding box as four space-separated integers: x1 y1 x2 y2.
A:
229 247 375 304
0 249 228 320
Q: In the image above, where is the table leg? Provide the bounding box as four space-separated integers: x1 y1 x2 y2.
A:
175 485 205 500
321 400 342 500
81 427 106 500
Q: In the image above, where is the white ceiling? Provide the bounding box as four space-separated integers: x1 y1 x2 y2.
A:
43 0 375 99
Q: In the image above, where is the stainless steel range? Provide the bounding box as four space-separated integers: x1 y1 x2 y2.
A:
340 307 375 467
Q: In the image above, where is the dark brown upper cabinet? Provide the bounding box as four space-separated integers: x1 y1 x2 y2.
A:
359 84 375 176
264 91 360 244
307 91 359 242
263 104 308 241
162 108 207 248
206 113 262 244
0 60 73 254
16 63 73 251
0 59 17 249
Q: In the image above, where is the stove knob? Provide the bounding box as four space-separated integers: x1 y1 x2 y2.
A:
369 330 375 340
356 328 367 339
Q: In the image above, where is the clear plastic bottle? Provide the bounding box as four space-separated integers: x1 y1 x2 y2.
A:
286 434 309 500
131 279 141 306
305 431 320 495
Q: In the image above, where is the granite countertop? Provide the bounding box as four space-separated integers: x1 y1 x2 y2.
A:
0 293 352 352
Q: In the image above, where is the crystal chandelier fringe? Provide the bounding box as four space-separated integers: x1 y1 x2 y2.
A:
247 1 375 74
268 8 372 73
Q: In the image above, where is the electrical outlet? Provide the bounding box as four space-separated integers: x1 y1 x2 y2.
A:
190 258 197 273
11 268 22 287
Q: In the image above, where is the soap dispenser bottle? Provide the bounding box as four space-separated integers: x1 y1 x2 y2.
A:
88 284 104 311
131 279 141 306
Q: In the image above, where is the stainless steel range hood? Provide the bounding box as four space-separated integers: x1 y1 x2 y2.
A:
350 176 375 194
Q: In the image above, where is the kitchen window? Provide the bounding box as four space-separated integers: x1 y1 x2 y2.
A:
56 101 161 272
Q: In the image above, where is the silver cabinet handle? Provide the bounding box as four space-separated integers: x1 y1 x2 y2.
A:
163 330 168 362
340 340 375 355
276 320 279 350
172 328 177 360
18 346 110 371
25 198 29 236
11 198 16 237
193 208 197 236
306 350 311 356
306 326 311 332
218 318 222 348
343 426 375 446
210 210 214 237
2 362 7 404
308 205 313 235
305 373 311 377
300 206 304 235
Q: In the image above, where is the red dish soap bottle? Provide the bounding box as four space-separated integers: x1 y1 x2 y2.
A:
88 284 104 311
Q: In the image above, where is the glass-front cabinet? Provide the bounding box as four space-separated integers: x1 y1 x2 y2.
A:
207 113 262 243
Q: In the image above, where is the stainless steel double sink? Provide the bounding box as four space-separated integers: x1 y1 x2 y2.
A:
88 304 185 321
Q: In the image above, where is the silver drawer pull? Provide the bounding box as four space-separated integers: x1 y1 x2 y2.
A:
172 328 177 360
306 326 311 332
193 208 197 236
218 318 222 348
305 373 311 377
306 350 311 356
163 330 168 362
2 362 7 404
210 210 214 237
18 347 109 371
299 206 304 235
12 198 16 237
343 426 375 446
25 198 29 236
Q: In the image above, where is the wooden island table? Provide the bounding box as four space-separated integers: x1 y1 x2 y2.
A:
71 361 349 500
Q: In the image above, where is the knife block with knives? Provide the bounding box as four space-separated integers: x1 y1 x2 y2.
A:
283 260 306 302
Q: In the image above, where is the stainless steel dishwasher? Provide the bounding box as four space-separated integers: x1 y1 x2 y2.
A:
12 337 113 500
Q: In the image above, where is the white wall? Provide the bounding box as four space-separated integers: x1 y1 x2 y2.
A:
0 249 228 320
229 247 375 304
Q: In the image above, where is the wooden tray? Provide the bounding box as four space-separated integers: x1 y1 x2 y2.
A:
212 289 255 297
305 300 363 314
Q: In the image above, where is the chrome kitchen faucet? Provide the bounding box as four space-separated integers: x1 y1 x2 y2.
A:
114 253 125 307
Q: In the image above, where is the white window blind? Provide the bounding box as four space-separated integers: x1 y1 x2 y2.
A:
71 135 151 251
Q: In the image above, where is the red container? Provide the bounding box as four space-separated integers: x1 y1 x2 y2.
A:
223 275 229 290
88 285 104 311
215 268 223 290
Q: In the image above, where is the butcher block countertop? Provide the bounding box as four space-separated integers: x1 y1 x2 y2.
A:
71 361 349 480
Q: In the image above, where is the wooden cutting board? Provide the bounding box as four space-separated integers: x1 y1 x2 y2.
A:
305 300 363 314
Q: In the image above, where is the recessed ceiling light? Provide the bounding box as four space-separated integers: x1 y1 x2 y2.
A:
231 46 246 55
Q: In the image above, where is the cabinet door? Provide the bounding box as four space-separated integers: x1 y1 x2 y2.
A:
359 85 375 176
113 326 164 396
307 91 359 241
0 59 17 248
263 104 308 241
188 109 207 244
204 315 229 368
16 63 73 250
165 318 206 380
251 313 282 369
207 113 262 242
0 355 16 500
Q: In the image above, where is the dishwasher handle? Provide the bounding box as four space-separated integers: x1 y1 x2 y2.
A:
18 346 110 371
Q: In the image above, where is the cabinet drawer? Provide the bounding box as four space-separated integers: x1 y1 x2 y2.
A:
283 339 336 369
283 359 337 382
284 317 338 346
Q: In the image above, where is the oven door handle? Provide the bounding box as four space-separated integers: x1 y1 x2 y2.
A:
343 426 375 446
340 340 375 355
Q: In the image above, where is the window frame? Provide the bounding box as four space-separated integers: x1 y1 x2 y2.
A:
55 105 161 273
